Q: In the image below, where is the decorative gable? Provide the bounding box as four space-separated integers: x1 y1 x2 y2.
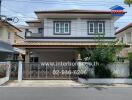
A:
110 5 125 16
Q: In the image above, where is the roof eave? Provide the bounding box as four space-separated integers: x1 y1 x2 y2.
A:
115 23 132 35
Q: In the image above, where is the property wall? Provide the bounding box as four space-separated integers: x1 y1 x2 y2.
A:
78 62 130 78
107 63 130 78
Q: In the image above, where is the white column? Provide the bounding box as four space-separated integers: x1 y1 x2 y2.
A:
18 54 23 82
6 61 11 80
77 53 82 70
18 60 23 82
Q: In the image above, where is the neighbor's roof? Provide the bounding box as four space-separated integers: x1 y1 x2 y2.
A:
115 23 132 35
35 9 120 14
26 20 41 23
0 21 22 32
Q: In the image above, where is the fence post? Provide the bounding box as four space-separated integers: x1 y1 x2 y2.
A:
6 61 11 80
18 54 23 82
77 53 82 72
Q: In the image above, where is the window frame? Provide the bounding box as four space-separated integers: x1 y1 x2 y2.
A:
98 22 104 34
55 22 60 34
54 21 71 35
89 22 95 34
87 21 105 35
64 22 70 33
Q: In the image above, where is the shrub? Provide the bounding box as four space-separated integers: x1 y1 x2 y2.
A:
95 65 112 78
78 37 124 78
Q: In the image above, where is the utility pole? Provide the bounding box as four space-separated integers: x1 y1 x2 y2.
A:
0 0 2 20
0 0 1 16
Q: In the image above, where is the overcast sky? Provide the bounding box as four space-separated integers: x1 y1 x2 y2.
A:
1 0 132 30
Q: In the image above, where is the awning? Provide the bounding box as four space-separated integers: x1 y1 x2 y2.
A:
0 41 14 53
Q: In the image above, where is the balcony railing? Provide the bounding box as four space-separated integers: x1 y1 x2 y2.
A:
25 31 43 38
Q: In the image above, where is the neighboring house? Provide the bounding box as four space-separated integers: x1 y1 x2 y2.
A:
0 21 24 61
116 23 132 57
13 9 126 80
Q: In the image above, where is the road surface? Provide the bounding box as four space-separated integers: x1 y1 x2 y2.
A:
0 87 132 100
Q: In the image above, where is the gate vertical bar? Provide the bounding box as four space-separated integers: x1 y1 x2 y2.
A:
38 63 39 78
46 65 47 79
54 65 55 79
29 63 31 79
62 65 63 79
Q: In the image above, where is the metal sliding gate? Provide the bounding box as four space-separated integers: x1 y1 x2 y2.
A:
10 62 18 80
23 63 78 80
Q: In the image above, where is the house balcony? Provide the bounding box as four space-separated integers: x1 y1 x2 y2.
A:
25 31 116 42
25 31 43 38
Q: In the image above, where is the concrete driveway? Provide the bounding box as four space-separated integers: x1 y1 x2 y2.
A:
0 87 132 100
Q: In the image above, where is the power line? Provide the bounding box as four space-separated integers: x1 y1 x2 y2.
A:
1 0 128 7
1 0 131 25
0 0 2 16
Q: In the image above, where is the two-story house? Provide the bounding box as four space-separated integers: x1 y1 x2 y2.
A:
0 21 24 61
14 9 125 80
116 23 132 57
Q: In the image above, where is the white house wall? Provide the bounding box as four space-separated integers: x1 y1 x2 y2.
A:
0 27 15 44
43 18 115 37
116 27 132 44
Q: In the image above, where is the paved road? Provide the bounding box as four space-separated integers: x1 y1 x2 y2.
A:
0 87 132 100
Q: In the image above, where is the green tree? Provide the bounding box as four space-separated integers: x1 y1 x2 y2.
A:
78 36 124 78
124 0 132 7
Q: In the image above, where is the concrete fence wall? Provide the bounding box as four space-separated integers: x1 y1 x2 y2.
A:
78 62 131 84
107 62 129 78
78 78 132 84
0 62 11 85
78 62 130 78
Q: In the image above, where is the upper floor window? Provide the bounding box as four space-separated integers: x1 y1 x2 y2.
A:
98 22 104 33
88 21 105 35
54 21 71 35
89 22 95 33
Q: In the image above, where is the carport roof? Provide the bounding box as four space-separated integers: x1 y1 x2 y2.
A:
13 41 98 48
13 41 129 48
